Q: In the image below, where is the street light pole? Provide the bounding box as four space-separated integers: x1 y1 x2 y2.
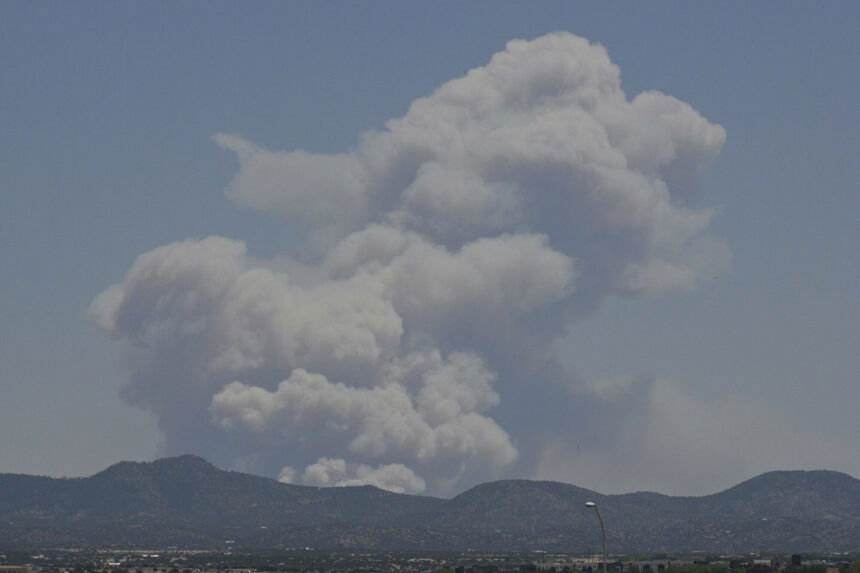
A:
585 501 606 573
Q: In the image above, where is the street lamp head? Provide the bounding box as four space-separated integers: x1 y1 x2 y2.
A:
585 501 596 507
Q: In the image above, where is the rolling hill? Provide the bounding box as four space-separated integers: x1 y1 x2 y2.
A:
1 455 858 552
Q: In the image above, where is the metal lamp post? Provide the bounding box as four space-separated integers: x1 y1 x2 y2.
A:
585 501 606 573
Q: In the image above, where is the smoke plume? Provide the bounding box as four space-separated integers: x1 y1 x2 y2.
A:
91 32 727 495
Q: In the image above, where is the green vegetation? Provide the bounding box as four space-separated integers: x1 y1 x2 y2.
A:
796 565 826 573
665 564 727 573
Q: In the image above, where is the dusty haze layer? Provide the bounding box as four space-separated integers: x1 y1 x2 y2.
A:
92 33 728 496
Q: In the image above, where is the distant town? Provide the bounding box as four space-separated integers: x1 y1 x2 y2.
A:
1 549 859 573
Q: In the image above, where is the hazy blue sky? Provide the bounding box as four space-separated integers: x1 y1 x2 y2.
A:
2 1 858 496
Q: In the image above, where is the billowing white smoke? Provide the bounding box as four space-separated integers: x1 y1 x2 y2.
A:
282 457 427 495
91 32 727 495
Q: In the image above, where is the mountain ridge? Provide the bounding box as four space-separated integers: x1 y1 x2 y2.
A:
1 455 858 552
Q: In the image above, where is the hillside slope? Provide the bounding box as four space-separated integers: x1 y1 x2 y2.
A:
1 456 858 552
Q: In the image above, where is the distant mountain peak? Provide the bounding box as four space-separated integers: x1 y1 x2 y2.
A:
719 468 860 494
151 454 217 468
92 454 215 477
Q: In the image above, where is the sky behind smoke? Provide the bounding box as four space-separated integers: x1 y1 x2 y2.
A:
2 2 858 496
